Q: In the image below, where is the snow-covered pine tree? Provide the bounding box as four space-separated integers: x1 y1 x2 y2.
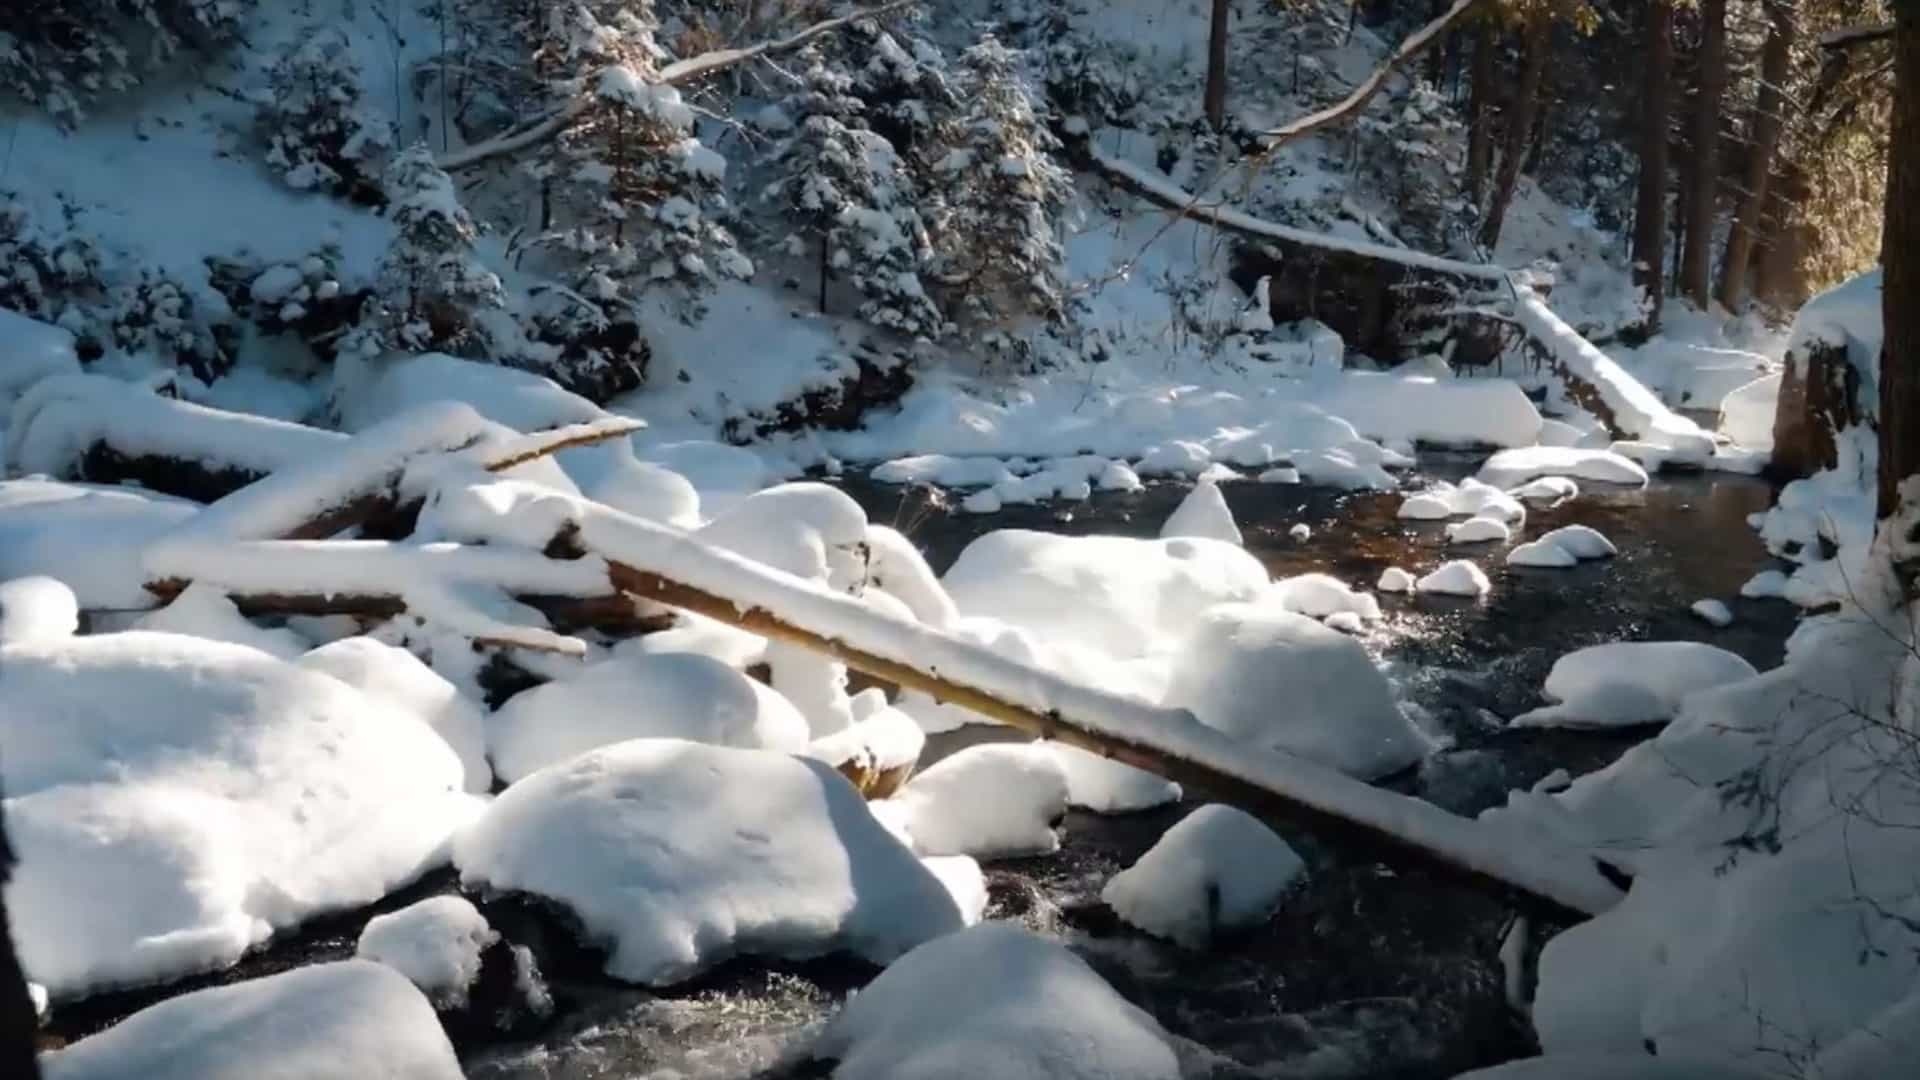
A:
535 1 751 323
352 145 506 358
849 29 960 159
256 29 394 203
0 2 254 125
761 48 943 338
926 37 1071 335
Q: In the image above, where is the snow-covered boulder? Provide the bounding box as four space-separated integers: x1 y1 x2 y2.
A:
1540 524 1618 559
1512 642 1759 729
1690 599 1734 627
1048 743 1182 813
355 897 495 1009
1102 804 1304 948
1160 480 1242 546
806 923 1181 1080
1717 373 1780 452
1399 478 1526 524
452 740 964 985
890 743 1069 858
298 637 492 794
1416 560 1492 597
1269 573 1381 621
41 961 462 1080
1163 605 1429 780
567 444 701 530
1476 447 1649 489
698 481 868 589
0 575 78 644
0 479 198 609
485 652 810 783
3 632 477 998
864 525 959 630
942 530 1269 659
1507 540 1579 568
134 582 309 660
1510 476 1580 504
1377 567 1415 593
804 705 926 799
1446 516 1512 544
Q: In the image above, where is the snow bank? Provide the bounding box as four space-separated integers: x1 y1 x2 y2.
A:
942 530 1269 659
452 739 963 985
334 352 606 433
1717 373 1779 451
1160 479 1242 545
1415 560 1492 598
1163 605 1429 780
1310 372 1542 448
297 637 493 794
891 743 1069 858
4 632 476 998
0 308 79 408
1476 446 1649 489
0 576 78 643
1512 642 1758 729
40 960 461 1080
1048 743 1182 812
0 479 198 608
864 525 959 629
355 897 497 1008
1102 804 1304 948
808 923 1180 1080
486 652 811 783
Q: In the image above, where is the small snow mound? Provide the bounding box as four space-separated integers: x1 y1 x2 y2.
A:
1102 804 1304 948
40 960 461 1080
808 923 1180 1080
1537 524 1618 559
1164 605 1429 780
1741 569 1789 598
1507 540 1579 569
1377 567 1416 593
1289 522 1312 541
453 740 962 985
1477 447 1649 489
298 637 492 794
486 652 810 783
1690 599 1734 627
893 743 1068 858
133 582 309 659
1097 460 1144 491
1258 466 1301 484
1049 743 1181 813
1447 516 1512 544
355 896 497 1009
1510 476 1580 504
1269 573 1380 621
1399 478 1527 523
1512 642 1759 728
0 575 78 643
1416 560 1492 598
864 526 959 630
1160 480 1242 546
0 479 198 609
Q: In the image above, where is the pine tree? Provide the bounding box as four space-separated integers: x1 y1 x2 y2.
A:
850 30 961 159
926 37 1071 329
257 28 394 203
356 145 506 358
0 1 253 125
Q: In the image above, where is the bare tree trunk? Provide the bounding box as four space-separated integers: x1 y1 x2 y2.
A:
1205 0 1231 130
1680 0 1728 308
1880 3 1920 520
1717 0 1797 313
1632 0 1676 324
1466 23 1496 205
0 795 43 1080
1478 9 1550 250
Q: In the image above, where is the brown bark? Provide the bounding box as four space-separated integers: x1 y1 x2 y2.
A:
1478 8 1551 250
1680 0 1728 308
1881 4 1920 519
1205 0 1231 130
1466 23 1495 204
1632 0 1676 322
1717 1 1797 313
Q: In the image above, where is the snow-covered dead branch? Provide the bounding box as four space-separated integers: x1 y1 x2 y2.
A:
438 0 921 171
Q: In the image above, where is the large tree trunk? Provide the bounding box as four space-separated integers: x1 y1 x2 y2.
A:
1466 23 1495 204
1881 3 1920 520
1478 9 1550 251
1680 0 1728 308
1632 0 1676 324
1205 0 1231 130
0 795 43 1080
1716 0 1798 313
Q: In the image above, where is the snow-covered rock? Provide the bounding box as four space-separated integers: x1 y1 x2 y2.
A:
298 637 493 794
1399 478 1527 524
355 897 496 1008
1741 569 1789 599
133 582 309 660
0 479 198 609
1717 373 1780 452
1163 605 1429 779
891 743 1069 858
1097 459 1144 491
1510 476 1580 504
864 525 960 629
1416 560 1492 598
1446 515 1512 544
0 575 78 644
1047 743 1182 813
1476 447 1649 489
40 961 462 1080
3 632 476 998
1507 540 1580 569
1269 573 1381 621
1536 524 1618 559
1377 567 1415 593
1512 642 1760 728
807 923 1180 1080
485 652 810 783
1102 804 1304 948
1160 480 1242 546
941 530 1269 659
1690 599 1734 627
804 705 926 798
697 481 869 589
452 740 962 985
1289 522 1312 541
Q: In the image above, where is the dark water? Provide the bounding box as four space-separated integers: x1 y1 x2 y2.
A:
45 460 1799 1079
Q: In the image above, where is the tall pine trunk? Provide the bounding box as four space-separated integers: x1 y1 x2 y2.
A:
1880 3 1920 520
1479 10 1550 251
1205 0 1231 131
1465 23 1496 205
1632 0 1676 324
1716 0 1797 313
1680 0 1728 308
